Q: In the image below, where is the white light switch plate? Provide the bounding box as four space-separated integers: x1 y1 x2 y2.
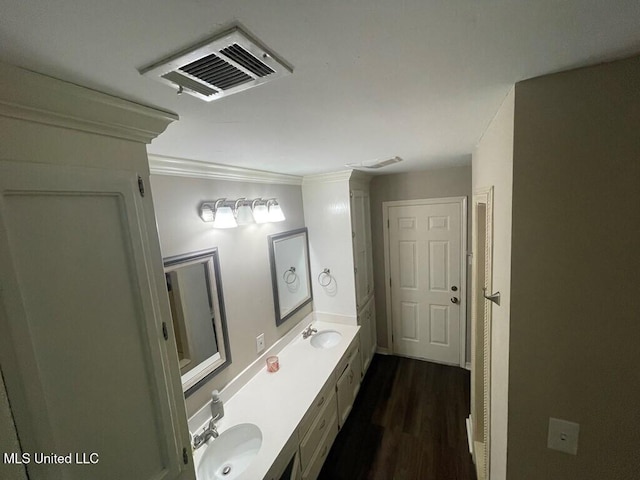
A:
547 417 580 455
256 333 265 354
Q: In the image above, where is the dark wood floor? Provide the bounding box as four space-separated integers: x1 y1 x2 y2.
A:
319 354 476 480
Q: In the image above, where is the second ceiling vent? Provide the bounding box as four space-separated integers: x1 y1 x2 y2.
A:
140 26 292 102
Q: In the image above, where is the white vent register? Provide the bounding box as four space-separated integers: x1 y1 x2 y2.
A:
140 26 292 101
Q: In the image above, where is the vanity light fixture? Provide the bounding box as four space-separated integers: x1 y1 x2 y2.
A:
199 197 286 228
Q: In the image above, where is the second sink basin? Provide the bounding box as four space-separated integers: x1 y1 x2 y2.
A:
196 423 262 480
310 330 342 349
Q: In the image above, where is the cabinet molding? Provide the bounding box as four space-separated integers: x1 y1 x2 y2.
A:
0 62 177 144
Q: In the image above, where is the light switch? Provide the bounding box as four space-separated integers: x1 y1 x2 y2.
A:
547 417 580 455
256 333 265 354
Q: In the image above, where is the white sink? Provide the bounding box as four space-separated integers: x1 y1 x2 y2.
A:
310 330 342 349
196 423 262 480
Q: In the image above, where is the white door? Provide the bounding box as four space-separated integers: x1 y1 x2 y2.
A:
387 199 465 365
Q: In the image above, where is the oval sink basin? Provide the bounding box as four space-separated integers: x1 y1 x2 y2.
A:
310 330 342 349
197 423 262 480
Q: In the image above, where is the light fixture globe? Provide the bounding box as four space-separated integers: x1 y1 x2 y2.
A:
252 200 270 224
236 204 255 225
213 205 238 229
268 201 285 222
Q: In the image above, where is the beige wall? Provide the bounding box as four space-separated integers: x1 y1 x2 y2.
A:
507 56 640 479
150 174 309 416
369 166 472 356
472 88 515 480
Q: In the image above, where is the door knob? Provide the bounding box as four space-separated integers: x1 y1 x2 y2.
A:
451 286 458 291
451 297 459 304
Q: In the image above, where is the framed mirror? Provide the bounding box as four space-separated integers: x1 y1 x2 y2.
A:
268 228 313 326
164 248 231 396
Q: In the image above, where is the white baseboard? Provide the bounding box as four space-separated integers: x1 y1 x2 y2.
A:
466 416 474 455
465 362 471 371
376 347 391 355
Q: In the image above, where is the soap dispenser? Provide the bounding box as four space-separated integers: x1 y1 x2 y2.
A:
211 390 224 421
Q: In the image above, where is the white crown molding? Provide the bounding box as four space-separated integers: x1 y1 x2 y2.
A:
349 169 373 182
148 154 303 185
0 62 177 144
302 170 353 184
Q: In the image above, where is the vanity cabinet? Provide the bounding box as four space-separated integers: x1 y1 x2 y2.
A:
336 342 362 428
0 64 193 480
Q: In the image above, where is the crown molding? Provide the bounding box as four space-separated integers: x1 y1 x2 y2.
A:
302 170 353 184
148 154 303 185
0 62 177 144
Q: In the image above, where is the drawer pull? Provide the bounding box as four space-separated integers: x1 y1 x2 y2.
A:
317 396 325 407
319 419 326 430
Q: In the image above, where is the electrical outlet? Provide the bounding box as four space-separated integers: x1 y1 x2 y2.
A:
547 417 580 455
256 333 265 354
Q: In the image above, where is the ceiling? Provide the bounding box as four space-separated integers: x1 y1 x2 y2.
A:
1 1 639 176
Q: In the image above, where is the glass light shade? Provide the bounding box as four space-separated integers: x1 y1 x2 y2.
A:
236 204 255 225
268 203 285 222
252 203 270 224
213 206 238 228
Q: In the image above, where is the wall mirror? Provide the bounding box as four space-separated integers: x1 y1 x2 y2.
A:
164 248 231 396
268 228 312 326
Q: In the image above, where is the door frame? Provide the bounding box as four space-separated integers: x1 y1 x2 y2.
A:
382 196 468 367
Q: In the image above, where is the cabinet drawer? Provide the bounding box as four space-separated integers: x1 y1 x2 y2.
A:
301 407 339 480
299 380 334 439
334 336 359 383
299 388 337 469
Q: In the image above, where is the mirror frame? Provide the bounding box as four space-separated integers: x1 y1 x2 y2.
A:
163 248 231 397
268 227 313 326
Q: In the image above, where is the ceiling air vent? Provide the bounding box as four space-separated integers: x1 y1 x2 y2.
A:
140 26 292 102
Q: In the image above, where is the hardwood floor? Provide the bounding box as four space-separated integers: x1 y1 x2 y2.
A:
318 354 476 480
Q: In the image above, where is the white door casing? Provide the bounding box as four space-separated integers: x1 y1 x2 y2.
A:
383 197 467 367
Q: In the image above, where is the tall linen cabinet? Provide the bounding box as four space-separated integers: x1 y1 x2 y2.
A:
0 64 195 480
302 171 377 376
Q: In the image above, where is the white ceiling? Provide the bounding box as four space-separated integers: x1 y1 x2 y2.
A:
1 1 639 176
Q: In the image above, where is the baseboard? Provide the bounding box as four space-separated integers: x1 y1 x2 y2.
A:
466 416 474 455
465 362 471 371
375 347 391 355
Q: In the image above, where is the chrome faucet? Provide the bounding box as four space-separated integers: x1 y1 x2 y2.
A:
302 324 317 339
192 414 220 449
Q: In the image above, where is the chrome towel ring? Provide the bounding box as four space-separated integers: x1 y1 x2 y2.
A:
318 268 332 287
283 267 297 285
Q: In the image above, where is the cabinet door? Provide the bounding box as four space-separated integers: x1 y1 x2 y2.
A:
0 161 192 480
350 189 371 308
358 310 371 375
336 365 353 428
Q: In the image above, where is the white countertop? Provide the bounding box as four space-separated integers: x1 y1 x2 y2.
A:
192 320 359 480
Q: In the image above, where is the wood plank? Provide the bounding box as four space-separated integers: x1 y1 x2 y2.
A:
319 354 476 480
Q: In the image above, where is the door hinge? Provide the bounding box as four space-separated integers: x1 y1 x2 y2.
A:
162 322 168 341
350 190 353 198
389 277 392 287
387 219 389 228
354 267 357 274
352 231 355 238
182 447 189 465
137 176 145 197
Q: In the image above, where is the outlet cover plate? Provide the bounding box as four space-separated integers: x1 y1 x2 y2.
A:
547 417 580 455
256 333 265 354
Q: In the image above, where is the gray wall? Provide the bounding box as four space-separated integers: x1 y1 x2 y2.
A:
507 56 640 479
369 166 472 361
0 370 27 480
150 174 309 416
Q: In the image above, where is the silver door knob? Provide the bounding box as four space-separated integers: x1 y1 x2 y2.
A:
451 297 459 304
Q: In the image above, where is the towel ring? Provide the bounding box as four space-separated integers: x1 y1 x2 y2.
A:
318 268 332 287
283 267 297 285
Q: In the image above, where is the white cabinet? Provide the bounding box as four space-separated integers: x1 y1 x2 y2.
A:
350 173 377 375
0 64 192 480
336 343 361 428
